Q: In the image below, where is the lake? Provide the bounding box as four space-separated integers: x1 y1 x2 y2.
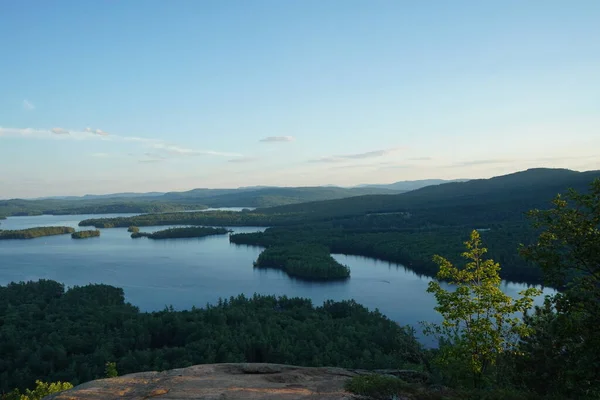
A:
0 214 555 343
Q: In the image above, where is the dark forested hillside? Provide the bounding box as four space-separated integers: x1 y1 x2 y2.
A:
0 280 423 393
260 169 600 221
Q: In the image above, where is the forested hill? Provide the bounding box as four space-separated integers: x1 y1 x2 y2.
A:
160 186 403 207
260 168 600 221
1 187 403 218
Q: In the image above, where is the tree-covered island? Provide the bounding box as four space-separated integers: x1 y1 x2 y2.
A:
0 226 75 240
251 244 350 281
131 226 230 239
71 230 101 239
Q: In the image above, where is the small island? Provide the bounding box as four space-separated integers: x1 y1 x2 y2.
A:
131 226 230 240
127 226 140 233
0 226 75 240
252 244 351 281
71 230 101 239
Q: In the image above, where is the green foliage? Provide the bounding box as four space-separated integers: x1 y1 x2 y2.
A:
131 226 229 239
2 380 73 400
344 374 538 400
0 226 75 240
71 230 100 239
127 226 139 233
517 178 600 398
424 231 540 388
0 280 423 393
345 374 411 399
104 362 118 378
254 244 350 280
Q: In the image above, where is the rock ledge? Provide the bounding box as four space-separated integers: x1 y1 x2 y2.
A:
45 363 362 400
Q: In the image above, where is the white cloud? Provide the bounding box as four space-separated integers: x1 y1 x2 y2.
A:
310 147 403 163
447 159 512 167
22 100 35 110
152 143 242 157
0 125 243 159
51 127 70 135
228 156 259 163
259 136 295 143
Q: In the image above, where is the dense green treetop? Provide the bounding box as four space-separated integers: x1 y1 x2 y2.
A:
0 280 424 394
516 178 600 398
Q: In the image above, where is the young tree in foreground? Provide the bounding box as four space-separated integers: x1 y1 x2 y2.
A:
519 179 600 398
424 230 540 388
2 381 73 400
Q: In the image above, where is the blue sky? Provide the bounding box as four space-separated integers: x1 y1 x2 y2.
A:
1 1 599 198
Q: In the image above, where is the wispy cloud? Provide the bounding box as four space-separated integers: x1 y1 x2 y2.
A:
378 164 416 170
22 100 35 111
409 156 432 161
0 126 241 159
260 136 295 143
448 159 512 167
152 143 241 157
310 147 403 163
51 127 69 135
84 127 109 136
228 156 259 163
91 153 110 158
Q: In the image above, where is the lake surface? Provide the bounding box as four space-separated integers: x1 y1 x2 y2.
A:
0 214 555 343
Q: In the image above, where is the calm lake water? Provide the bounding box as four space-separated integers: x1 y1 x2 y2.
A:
0 214 555 343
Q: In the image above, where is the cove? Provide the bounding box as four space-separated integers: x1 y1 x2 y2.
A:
0 214 554 343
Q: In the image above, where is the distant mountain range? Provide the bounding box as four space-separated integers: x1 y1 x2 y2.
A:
33 179 468 201
355 179 469 191
261 168 600 218
9 169 598 219
2 186 405 217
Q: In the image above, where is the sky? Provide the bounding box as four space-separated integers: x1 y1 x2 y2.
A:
1 1 599 198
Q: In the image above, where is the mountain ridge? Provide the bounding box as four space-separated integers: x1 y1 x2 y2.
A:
259 168 600 217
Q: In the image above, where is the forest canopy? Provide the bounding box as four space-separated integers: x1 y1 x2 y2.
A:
0 280 423 394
